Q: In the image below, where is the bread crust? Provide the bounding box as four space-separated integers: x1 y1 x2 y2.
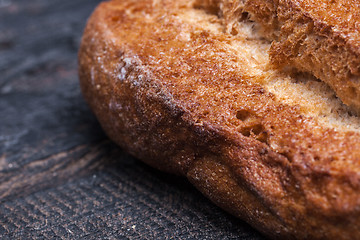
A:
78 0 360 239
258 0 360 111
199 0 360 111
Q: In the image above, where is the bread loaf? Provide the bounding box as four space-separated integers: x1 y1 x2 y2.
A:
78 0 360 239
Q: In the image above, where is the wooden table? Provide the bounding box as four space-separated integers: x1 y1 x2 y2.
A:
0 0 265 238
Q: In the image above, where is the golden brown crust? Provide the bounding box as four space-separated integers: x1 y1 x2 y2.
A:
200 0 360 111
79 0 360 239
269 0 360 111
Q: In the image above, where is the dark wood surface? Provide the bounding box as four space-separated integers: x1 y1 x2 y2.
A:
0 0 265 239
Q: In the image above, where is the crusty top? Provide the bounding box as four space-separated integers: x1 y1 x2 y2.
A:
197 0 360 111
79 0 360 239
295 0 360 45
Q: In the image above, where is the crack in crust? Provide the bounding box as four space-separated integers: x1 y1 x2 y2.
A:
197 0 360 112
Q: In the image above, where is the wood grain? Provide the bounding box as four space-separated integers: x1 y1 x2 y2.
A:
0 0 265 238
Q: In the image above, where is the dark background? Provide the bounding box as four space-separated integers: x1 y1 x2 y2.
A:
0 0 265 238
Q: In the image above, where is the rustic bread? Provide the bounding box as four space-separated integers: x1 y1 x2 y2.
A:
196 0 360 111
78 0 360 239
